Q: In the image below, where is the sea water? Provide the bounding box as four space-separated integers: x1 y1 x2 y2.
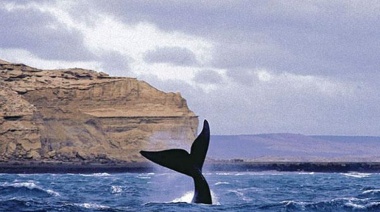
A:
1 171 380 211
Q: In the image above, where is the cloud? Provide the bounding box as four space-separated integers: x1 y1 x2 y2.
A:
99 51 131 76
0 4 95 61
0 48 100 71
143 46 198 66
187 73 379 136
90 1 380 79
193 69 224 85
226 69 256 86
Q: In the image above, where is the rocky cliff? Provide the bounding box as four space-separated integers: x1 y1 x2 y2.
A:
0 59 198 163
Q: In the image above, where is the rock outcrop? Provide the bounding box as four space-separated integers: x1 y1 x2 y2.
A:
0 59 198 163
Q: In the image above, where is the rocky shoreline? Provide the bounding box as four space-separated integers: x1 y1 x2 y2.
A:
2 161 380 174
0 161 150 174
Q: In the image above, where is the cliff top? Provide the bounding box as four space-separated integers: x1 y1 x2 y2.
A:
0 59 195 117
0 59 11 65
0 59 118 90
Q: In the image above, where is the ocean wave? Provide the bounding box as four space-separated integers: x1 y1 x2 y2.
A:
342 172 371 178
215 171 284 176
360 189 380 199
80 173 111 177
259 197 376 211
215 181 230 186
312 197 375 210
143 201 195 210
172 191 193 203
111 185 123 194
7 182 38 189
215 171 252 176
146 172 155 175
46 189 60 196
227 189 252 202
261 198 380 211
215 172 233 176
71 202 110 210
297 172 315 175
366 202 380 210
136 173 154 179
170 190 219 205
259 200 305 210
362 189 380 194
0 181 60 197
345 201 380 210
345 202 367 209
154 172 192 177
16 174 31 177
333 197 368 202
280 200 307 208
0 198 34 211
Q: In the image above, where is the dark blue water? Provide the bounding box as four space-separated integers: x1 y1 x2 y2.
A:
1 172 380 211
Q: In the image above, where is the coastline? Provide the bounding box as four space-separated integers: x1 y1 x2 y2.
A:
205 161 380 173
2 161 380 174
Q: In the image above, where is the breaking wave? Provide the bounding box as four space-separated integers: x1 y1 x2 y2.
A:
0 181 60 197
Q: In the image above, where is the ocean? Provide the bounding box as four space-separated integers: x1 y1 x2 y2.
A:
1 171 380 211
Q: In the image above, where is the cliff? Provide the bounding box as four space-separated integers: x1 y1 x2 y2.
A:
0 59 198 163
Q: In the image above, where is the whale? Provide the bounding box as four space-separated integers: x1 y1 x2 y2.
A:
140 120 212 204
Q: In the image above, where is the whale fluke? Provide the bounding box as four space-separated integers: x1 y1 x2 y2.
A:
140 120 212 204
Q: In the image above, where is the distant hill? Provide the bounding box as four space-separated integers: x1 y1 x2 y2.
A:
208 134 380 162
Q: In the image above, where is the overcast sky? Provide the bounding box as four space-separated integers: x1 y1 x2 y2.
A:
1 1 380 136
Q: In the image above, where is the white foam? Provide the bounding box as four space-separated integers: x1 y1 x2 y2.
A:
81 173 111 177
137 173 153 179
137 173 156 180
333 197 365 201
216 172 234 176
171 190 219 205
75 203 110 209
172 191 193 203
363 189 380 194
297 172 315 175
367 202 380 208
3 181 60 196
46 189 60 196
343 172 371 178
345 201 380 210
345 202 366 209
281 200 306 206
215 181 230 185
228 189 252 202
11 182 38 189
215 171 284 176
212 192 220 205
111 185 122 194
215 172 261 176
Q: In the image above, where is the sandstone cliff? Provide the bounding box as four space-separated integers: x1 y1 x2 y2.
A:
0 59 198 163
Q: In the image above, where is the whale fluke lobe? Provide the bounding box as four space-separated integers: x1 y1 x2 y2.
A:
140 120 212 204
140 149 194 176
190 120 210 171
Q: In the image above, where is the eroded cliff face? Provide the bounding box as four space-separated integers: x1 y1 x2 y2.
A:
0 59 198 163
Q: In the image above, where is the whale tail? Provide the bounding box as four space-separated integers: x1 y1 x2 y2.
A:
140 120 212 204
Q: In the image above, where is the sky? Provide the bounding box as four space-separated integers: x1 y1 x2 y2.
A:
1 0 380 136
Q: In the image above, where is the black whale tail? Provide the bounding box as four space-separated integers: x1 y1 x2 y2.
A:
140 120 212 204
